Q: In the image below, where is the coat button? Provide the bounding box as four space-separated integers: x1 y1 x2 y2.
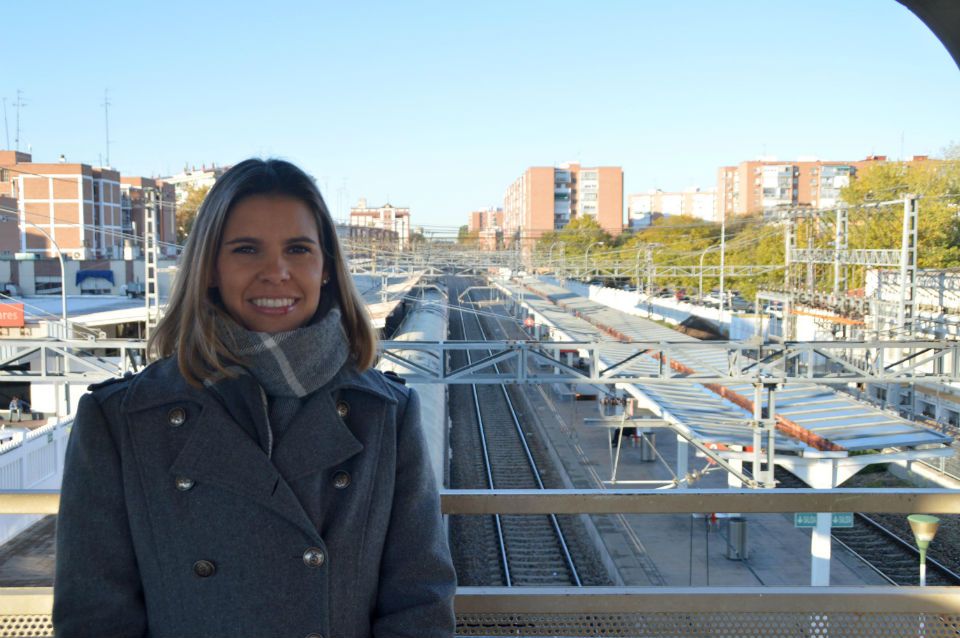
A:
303 547 325 568
305 634 323 638
168 407 187 426
193 559 216 578
335 400 349 418
332 471 351 489
175 477 195 491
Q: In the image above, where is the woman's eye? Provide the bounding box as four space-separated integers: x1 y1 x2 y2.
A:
288 245 312 254
232 245 256 254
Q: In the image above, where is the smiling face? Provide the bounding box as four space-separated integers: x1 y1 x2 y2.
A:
213 194 326 333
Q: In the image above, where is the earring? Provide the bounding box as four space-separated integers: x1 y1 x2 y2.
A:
322 277 330 285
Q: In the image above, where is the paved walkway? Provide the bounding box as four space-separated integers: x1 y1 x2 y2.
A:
0 515 56 586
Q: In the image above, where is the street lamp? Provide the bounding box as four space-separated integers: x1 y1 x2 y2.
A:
5 215 68 336
6 213 73 416
698 243 721 302
585 241 604 282
719 207 727 321
547 241 561 274
908 514 940 586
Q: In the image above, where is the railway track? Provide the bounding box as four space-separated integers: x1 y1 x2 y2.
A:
447 276 582 586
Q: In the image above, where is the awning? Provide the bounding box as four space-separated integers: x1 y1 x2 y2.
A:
76 270 115 286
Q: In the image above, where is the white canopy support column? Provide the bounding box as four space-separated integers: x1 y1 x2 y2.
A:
804 451 842 586
677 436 689 488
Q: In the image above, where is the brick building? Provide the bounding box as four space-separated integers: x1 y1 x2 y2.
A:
715 155 937 218
467 207 504 251
503 162 623 251
0 151 123 260
120 177 177 257
349 199 411 250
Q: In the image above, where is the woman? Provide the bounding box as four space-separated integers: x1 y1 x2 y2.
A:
54 159 456 637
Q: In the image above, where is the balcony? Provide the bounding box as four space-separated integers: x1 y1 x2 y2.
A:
2 488 959 636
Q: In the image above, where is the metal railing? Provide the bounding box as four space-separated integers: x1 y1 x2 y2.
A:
3 488 960 637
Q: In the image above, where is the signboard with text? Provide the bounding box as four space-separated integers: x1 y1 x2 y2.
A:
0 303 24 328
794 512 854 528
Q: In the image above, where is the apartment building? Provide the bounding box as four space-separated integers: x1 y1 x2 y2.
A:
503 163 623 250
628 188 716 227
120 177 178 257
468 207 504 233
0 198 18 256
0 151 123 260
349 199 411 249
160 164 228 205
716 155 937 218
467 207 504 251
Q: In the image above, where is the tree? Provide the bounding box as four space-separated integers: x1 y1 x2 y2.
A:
842 158 960 269
176 184 211 243
457 225 479 247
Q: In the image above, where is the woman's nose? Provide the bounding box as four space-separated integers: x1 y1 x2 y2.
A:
259 255 291 282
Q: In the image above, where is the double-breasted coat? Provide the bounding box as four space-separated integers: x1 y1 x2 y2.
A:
53 356 456 638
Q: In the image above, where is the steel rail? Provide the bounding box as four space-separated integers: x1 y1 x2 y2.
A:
453 289 512 586
467 289 582 587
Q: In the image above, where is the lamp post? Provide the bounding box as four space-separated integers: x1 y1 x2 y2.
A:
14 218 68 335
719 208 727 322
908 514 940 586
547 241 561 275
585 241 604 282
13 215 73 416
698 244 721 302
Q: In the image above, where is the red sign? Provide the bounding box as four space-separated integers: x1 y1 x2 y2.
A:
0 303 24 327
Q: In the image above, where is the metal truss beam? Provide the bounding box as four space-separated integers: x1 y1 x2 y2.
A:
790 248 901 266
3 337 958 386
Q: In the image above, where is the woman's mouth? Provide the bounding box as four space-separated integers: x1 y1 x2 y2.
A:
249 297 298 313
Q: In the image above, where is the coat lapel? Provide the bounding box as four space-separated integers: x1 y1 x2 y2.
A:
271 390 365 482
168 395 323 543
270 366 398 482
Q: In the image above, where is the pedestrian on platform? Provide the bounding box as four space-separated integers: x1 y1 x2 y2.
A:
8 396 21 422
54 159 456 638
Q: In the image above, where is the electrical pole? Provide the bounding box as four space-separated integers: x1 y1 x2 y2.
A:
144 189 161 340
102 89 112 167
2 97 8 149
14 90 25 152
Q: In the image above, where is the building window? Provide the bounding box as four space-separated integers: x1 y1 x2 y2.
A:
875 387 887 402
921 402 937 419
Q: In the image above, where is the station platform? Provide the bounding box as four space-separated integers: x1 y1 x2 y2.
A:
519 382 889 587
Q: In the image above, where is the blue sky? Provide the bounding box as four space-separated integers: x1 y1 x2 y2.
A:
5 1 959 234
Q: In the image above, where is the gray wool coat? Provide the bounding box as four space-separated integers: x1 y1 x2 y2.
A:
53 356 456 638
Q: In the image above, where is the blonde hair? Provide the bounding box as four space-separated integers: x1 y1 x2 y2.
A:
149 158 377 386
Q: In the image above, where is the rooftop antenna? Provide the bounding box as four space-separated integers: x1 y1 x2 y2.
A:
14 89 26 152
2 97 8 149
102 89 112 167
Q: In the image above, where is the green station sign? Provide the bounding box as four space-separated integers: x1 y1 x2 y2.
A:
794 512 854 528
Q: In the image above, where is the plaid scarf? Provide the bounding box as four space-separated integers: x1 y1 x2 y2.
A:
211 306 351 442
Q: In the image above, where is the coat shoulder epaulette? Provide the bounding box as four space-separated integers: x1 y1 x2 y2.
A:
87 371 135 397
380 370 407 386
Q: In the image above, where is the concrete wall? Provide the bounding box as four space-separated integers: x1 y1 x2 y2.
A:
542 277 762 339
